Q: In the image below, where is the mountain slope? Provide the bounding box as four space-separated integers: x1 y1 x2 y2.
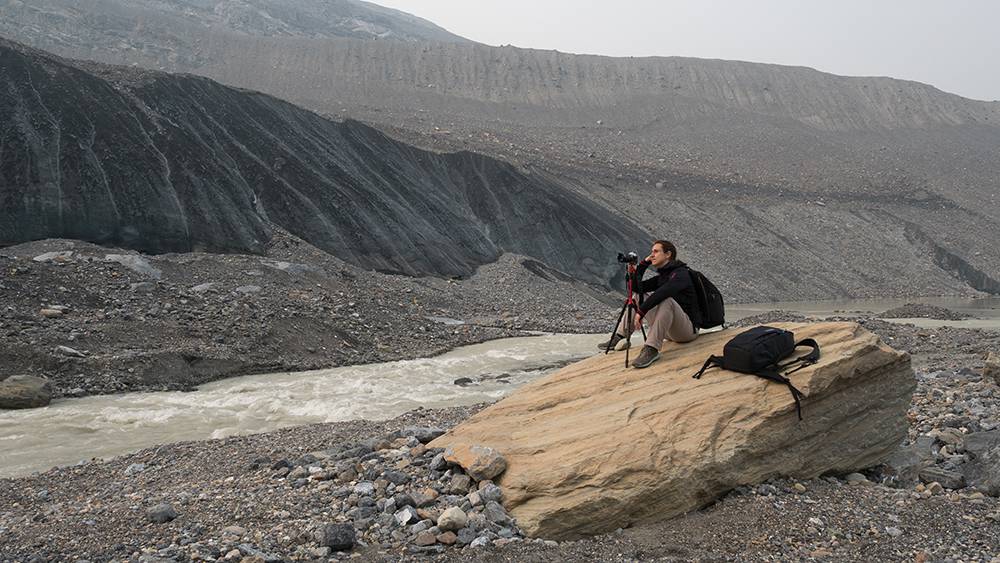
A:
0 0 470 46
0 38 646 285
2 2 1000 301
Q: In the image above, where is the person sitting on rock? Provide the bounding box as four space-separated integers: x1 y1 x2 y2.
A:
598 240 701 368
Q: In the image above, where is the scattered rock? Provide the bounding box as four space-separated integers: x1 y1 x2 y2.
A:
147 503 177 523
0 375 53 409
918 467 966 490
130 282 156 294
33 251 75 263
55 345 87 358
402 426 445 443
124 463 146 476
845 473 870 485
413 531 437 546
984 351 1000 386
437 507 468 531
190 282 216 293
442 444 508 481
104 254 162 279
315 523 355 551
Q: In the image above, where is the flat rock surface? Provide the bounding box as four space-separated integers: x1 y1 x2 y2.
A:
431 322 914 539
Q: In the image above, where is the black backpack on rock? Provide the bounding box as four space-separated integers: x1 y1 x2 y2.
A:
687 267 725 329
692 326 821 420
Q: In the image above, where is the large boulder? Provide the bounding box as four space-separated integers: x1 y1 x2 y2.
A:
961 431 1000 496
0 375 53 409
430 322 914 540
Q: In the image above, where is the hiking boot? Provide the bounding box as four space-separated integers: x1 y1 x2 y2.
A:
597 333 630 351
631 345 661 369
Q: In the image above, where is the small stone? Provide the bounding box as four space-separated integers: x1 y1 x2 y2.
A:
147 503 177 523
437 531 457 545
315 523 355 551
104 254 162 279
413 531 437 546
130 282 156 293
927 482 945 495
470 536 491 548
430 453 448 471
395 506 419 526
983 351 1000 385
191 282 217 293
39 308 64 318
437 507 468 532
845 473 869 485
793 483 807 493
33 251 74 263
886 526 903 537
448 474 472 495
483 501 511 525
124 463 146 476
221 526 247 536
353 481 375 496
383 471 410 485
478 483 503 503
444 445 508 481
456 527 478 546
402 426 445 443
56 345 87 358
919 467 966 489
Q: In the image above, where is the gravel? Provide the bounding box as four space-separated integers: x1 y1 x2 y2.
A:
0 236 617 400
2 310 1000 560
879 303 974 321
4 243 1000 560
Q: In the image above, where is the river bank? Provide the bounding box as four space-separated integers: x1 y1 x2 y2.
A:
0 237 617 401
2 313 999 561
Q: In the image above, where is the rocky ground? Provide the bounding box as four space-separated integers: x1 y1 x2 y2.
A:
879 304 974 321
0 235 616 400
2 310 1000 561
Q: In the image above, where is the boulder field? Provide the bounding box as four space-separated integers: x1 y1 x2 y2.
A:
431 322 915 539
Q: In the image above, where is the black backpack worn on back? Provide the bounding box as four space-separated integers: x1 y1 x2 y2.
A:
691 326 820 420
687 267 725 329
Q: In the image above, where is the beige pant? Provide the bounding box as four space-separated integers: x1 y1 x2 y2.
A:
617 296 698 349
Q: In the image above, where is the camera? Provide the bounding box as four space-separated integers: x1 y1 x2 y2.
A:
617 251 639 264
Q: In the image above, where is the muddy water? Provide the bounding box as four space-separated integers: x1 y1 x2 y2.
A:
0 333 600 478
3 297 999 478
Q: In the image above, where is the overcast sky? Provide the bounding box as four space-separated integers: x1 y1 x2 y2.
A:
374 0 999 101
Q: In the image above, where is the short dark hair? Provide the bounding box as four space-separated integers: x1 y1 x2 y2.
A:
653 240 677 260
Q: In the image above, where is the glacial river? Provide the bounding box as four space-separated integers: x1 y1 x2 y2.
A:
2 296 999 478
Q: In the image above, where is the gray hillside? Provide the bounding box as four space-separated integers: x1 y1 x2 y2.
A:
0 38 646 286
1 1 999 301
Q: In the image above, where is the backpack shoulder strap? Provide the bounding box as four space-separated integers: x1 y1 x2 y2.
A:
692 355 723 379
777 338 821 375
795 338 821 363
756 369 805 420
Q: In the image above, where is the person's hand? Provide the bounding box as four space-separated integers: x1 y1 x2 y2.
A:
643 254 653 264
633 312 643 329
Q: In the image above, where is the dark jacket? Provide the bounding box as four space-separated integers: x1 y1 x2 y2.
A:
635 259 701 327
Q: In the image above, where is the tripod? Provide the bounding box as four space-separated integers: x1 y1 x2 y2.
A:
604 262 647 367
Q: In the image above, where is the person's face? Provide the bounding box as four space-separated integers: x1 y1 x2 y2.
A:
649 243 672 268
